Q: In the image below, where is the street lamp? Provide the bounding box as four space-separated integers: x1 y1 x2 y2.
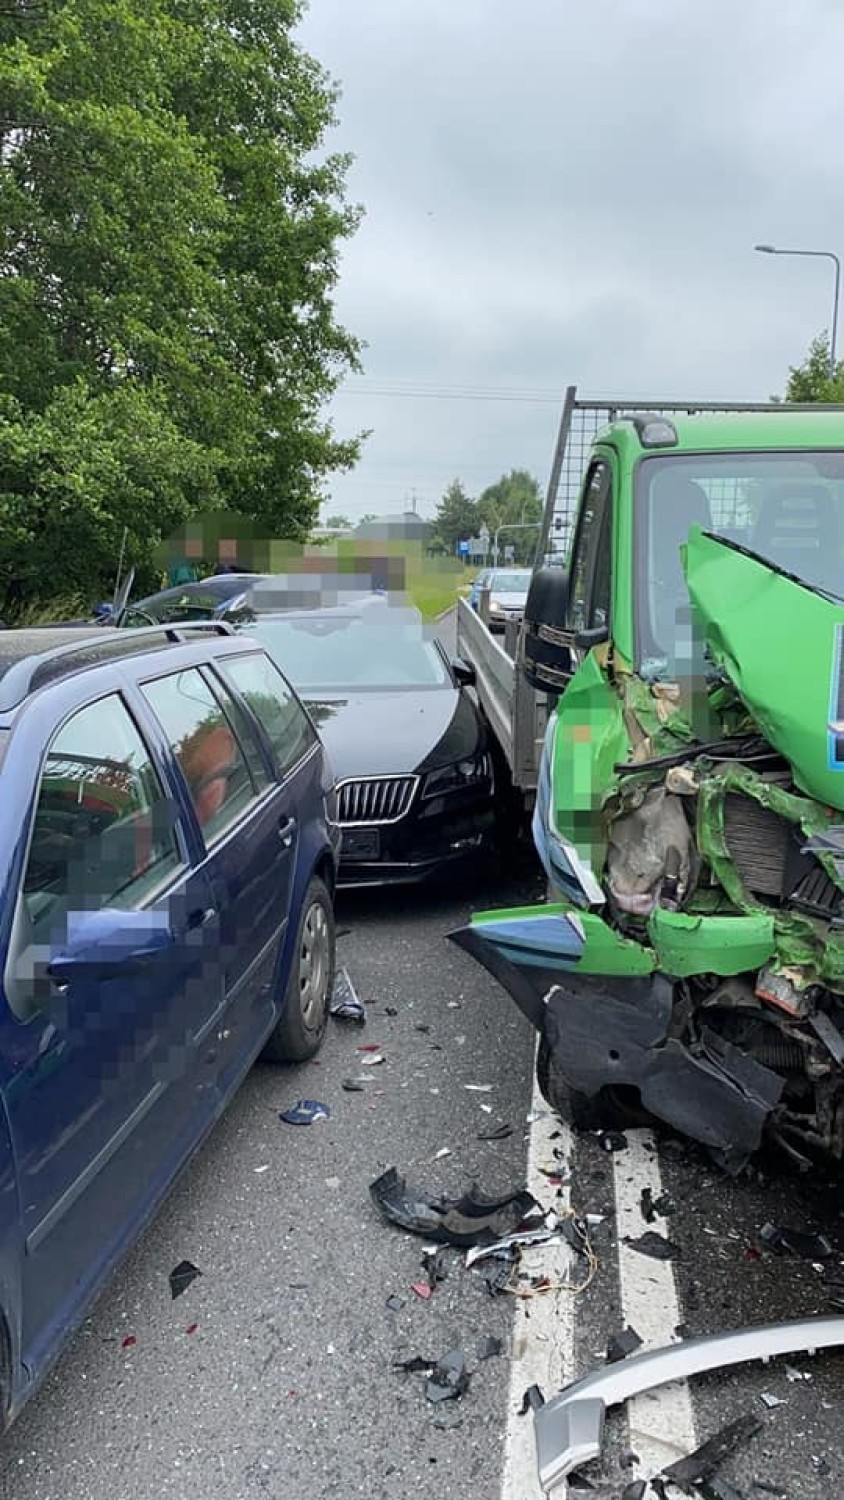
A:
754 243 841 380
492 521 541 566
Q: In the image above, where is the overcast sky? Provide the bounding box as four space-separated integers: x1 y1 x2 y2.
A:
296 0 844 522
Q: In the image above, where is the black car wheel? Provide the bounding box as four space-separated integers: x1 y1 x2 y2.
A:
262 877 335 1063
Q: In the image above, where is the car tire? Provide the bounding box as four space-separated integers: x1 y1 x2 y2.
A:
262 877 335 1064
536 1036 651 1133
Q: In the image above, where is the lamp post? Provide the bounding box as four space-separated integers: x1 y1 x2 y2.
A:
492 521 541 567
754 243 841 381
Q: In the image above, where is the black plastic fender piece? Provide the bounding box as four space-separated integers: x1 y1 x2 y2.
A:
542 973 784 1169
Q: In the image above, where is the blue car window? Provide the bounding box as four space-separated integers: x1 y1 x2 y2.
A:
142 668 260 841
22 694 182 942
202 668 270 792
222 652 316 777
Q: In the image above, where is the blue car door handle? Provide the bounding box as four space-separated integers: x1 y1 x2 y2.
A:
278 816 297 849
187 906 217 931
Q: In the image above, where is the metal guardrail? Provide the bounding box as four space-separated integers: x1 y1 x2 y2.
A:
456 598 547 794
456 598 515 768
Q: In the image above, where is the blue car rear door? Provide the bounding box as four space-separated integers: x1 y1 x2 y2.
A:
138 663 296 1093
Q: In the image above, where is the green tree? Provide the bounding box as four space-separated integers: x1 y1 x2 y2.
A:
0 0 363 614
476 468 542 562
324 514 353 529
430 479 478 555
783 333 844 402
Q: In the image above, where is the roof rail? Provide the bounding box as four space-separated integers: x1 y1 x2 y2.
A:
0 619 237 713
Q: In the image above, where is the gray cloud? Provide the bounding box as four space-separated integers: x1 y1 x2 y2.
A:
299 0 844 518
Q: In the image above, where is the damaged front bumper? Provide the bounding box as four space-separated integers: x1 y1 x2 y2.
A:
449 909 785 1169
532 1315 844 1496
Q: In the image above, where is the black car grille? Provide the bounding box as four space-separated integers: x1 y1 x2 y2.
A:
337 776 418 825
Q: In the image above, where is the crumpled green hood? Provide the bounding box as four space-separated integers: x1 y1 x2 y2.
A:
683 526 844 811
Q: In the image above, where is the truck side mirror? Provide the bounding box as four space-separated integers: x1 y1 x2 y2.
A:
521 567 573 692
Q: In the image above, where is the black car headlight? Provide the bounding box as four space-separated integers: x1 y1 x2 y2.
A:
421 753 491 799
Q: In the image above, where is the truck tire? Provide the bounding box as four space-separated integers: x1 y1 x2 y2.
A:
536 1036 651 1133
262 877 335 1063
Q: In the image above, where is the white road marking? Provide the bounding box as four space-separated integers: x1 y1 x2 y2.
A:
501 1048 577 1500
613 1128 697 1486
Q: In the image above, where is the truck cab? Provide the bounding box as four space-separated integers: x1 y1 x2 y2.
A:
454 402 844 1171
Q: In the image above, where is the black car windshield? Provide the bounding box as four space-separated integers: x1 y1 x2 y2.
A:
489 570 531 592
636 450 844 668
239 609 450 692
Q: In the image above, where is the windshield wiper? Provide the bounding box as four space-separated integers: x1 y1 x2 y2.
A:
701 530 844 605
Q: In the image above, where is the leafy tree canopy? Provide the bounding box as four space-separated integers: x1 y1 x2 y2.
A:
430 478 479 554
783 333 844 402
476 468 542 561
0 0 363 613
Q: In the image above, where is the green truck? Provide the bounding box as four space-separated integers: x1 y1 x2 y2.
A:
453 390 844 1169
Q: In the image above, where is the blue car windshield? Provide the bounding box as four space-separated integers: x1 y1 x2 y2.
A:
239 610 449 692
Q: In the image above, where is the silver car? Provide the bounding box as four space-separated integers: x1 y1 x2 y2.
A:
471 568 532 633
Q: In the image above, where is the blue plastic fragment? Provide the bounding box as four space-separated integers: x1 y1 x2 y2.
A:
279 1100 331 1125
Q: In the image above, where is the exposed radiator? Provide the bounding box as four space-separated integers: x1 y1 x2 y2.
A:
722 793 790 897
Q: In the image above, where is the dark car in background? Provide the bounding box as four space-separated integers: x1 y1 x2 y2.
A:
119 574 269 628
230 598 495 885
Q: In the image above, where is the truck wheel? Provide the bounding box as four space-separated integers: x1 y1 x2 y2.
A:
262 877 335 1064
536 1036 651 1133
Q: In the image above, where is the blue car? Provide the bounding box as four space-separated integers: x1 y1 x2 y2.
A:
0 621 339 1429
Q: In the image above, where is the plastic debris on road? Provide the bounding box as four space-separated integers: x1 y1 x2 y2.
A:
169 1260 202 1300
757 1222 834 1260
425 1348 470 1403
606 1326 644 1363
369 1165 539 1247
661 1412 763 1489
623 1230 681 1261
279 1099 330 1125
329 967 365 1023
620 1483 647 1500
640 1187 675 1222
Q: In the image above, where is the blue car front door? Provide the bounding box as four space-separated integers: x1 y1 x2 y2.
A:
0 692 221 1379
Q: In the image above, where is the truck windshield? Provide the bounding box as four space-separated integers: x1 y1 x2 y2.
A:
636 450 844 668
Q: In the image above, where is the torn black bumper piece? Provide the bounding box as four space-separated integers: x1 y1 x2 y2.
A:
543 974 784 1170
661 1412 762 1489
426 1348 470 1404
532 1316 844 1496
369 1165 539 1248
757 1222 835 1260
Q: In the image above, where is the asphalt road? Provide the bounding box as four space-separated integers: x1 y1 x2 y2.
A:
0 854 543 1500
1 607 843 1500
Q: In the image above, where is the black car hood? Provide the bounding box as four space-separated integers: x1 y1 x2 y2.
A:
303 688 482 780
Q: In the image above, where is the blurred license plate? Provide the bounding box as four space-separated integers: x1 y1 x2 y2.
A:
341 828 381 860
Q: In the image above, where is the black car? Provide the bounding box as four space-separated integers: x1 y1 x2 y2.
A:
231 599 495 885
120 574 268 627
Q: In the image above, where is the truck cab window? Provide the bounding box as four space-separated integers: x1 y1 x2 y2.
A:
568 461 612 633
